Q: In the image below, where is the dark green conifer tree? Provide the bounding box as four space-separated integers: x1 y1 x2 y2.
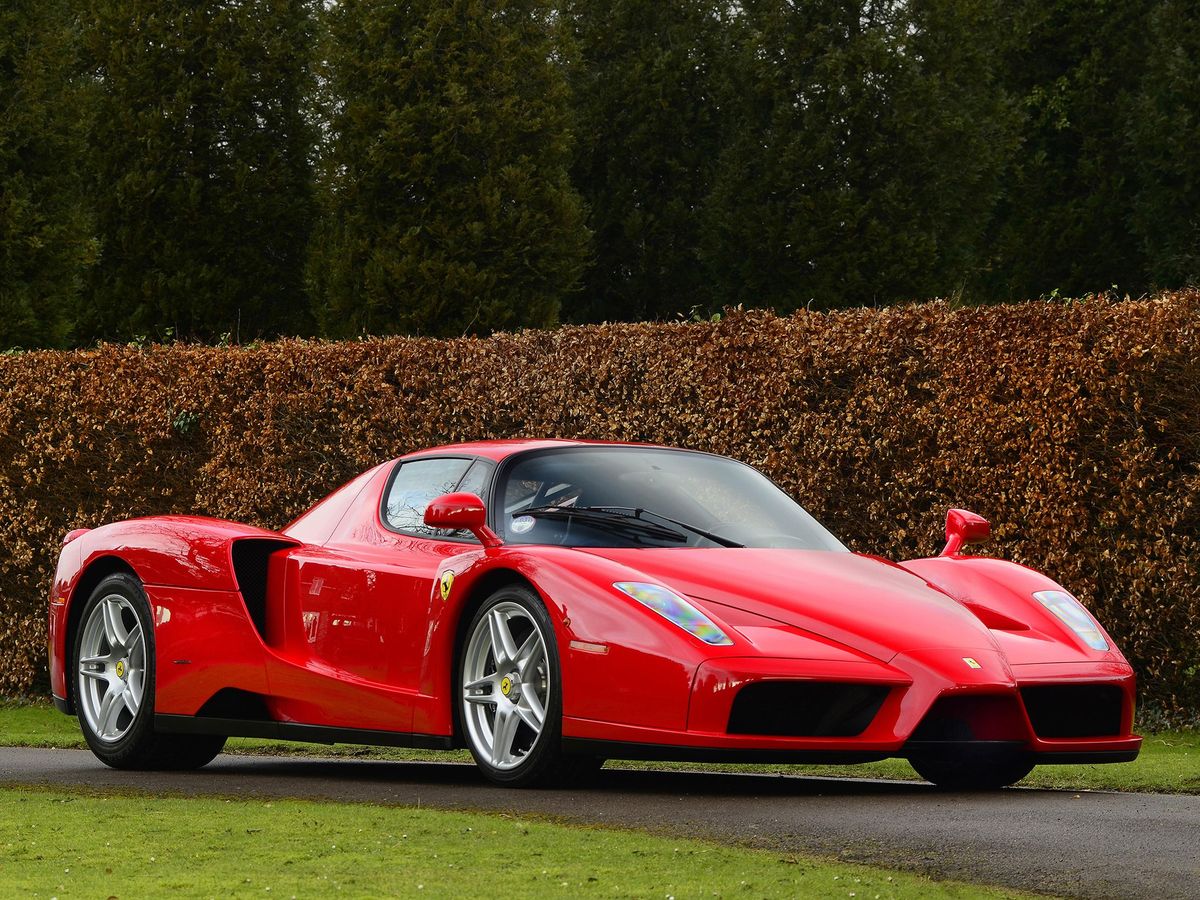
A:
0 0 96 348
703 0 1016 311
78 0 316 342
561 0 729 322
1128 0 1200 287
311 0 589 337
980 0 1155 300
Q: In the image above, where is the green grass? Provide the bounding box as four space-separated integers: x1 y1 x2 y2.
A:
0 786 1029 899
0 699 466 761
4 700 1197 793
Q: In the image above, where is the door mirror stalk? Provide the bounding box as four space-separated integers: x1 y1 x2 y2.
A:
940 508 990 557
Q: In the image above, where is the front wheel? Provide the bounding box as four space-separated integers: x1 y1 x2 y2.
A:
458 586 591 787
909 754 1034 790
73 573 225 770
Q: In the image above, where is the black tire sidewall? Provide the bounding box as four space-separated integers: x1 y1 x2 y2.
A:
72 573 158 765
458 585 564 786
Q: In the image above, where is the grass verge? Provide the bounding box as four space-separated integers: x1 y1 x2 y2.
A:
4 700 1197 794
0 786 1026 899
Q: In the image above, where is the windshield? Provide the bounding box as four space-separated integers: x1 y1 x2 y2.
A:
496 447 847 551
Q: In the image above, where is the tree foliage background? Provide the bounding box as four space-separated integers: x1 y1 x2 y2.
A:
1 0 1198 346
76 0 316 343
310 0 588 337
0 0 96 348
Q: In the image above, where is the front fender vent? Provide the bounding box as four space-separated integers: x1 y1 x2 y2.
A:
728 681 889 737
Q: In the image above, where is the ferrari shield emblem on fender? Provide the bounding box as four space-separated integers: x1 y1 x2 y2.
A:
439 570 455 601
962 657 982 669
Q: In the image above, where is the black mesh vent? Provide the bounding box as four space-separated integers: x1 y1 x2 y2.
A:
1021 684 1124 738
230 538 293 640
727 681 889 737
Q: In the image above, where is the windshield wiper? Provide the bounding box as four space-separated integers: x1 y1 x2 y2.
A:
519 506 687 544
583 506 745 548
521 505 744 548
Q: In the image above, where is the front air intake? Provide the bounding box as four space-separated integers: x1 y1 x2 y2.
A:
1020 684 1124 738
727 681 889 737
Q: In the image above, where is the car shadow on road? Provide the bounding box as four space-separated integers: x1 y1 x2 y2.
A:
208 755 933 798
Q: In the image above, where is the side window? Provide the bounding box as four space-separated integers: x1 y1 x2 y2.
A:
456 459 493 500
383 458 473 535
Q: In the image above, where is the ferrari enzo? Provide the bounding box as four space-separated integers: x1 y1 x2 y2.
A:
48 439 1140 788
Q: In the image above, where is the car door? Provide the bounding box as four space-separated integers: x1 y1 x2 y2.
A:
290 456 491 691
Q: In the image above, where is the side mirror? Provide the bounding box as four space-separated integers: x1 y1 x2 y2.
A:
940 508 990 557
424 492 503 548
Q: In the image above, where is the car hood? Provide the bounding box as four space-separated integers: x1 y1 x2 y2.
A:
578 548 1000 662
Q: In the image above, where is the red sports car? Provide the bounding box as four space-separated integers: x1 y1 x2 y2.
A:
48 440 1140 788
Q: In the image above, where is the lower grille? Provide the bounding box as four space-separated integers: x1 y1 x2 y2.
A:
1021 684 1124 738
727 681 889 737
910 694 1027 741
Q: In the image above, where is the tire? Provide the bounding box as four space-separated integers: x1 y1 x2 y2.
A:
72 572 226 770
909 754 1034 790
457 585 591 787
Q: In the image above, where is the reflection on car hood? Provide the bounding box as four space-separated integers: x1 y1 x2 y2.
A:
579 547 999 661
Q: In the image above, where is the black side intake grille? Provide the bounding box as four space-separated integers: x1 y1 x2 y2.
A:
727 681 889 737
230 538 294 640
1021 684 1124 738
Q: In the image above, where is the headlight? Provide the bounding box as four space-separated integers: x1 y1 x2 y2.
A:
613 582 733 646
1033 590 1109 651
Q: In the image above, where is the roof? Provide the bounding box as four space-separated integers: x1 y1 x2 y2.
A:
402 438 589 462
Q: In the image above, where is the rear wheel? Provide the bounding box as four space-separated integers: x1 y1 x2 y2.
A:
909 754 1034 790
73 573 225 770
458 586 597 787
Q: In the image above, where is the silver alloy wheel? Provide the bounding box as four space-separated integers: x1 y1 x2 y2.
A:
77 592 146 742
461 601 550 770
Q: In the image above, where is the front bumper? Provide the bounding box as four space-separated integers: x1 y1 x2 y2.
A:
561 650 1141 763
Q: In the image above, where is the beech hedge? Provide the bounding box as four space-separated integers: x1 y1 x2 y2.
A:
2 293 1196 717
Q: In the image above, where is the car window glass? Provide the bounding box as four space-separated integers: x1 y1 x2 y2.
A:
504 477 543 513
498 448 846 551
383 458 473 535
456 459 492 499
438 459 494 540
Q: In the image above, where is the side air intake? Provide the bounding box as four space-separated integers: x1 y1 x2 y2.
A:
230 538 295 641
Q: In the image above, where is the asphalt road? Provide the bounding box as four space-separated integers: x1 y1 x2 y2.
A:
2 747 1197 898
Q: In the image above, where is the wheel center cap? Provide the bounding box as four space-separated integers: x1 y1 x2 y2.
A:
115 660 126 679
499 674 519 702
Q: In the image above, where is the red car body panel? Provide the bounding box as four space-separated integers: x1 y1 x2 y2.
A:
48 439 1141 764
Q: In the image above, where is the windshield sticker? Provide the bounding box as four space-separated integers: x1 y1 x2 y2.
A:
511 515 535 535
